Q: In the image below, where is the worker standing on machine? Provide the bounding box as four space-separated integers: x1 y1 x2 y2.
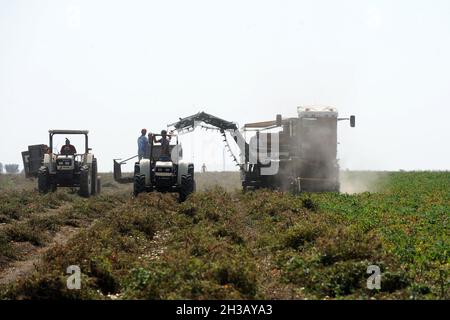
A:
152 129 173 160
137 129 148 160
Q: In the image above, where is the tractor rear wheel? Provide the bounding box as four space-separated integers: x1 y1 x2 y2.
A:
91 159 98 195
133 174 146 196
96 176 102 195
79 166 92 198
179 174 194 202
38 167 50 194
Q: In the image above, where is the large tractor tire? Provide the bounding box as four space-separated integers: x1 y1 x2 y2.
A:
179 174 194 202
38 167 50 194
91 159 98 195
79 166 92 198
96 176 102 195
133 174 146 197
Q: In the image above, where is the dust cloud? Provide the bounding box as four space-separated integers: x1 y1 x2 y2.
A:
339 171 388 194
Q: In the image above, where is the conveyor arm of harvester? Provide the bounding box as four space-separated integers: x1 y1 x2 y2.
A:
168 111 238 131
169 111 249 163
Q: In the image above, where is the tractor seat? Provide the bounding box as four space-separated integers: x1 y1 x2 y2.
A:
151 145 175 161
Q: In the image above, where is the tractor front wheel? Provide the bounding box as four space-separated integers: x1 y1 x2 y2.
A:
133 174 146 197
179 174 194 202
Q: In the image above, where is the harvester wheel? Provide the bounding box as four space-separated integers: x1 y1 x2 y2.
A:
179 174 194 202
133 174 146 196
79 166 92 198
332 181 340 193
290 178 301 194
38 167 50 194
91 159 98 195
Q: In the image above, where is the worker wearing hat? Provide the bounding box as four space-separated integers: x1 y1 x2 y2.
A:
151 129 173 160
60 138 77 155
137 129 149 160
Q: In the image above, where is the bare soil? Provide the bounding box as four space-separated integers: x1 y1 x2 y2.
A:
0 226 78 285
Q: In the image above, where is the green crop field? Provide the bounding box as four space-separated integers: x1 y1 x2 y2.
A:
0 171 448 299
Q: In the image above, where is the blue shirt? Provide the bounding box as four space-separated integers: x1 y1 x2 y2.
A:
137 135 149 158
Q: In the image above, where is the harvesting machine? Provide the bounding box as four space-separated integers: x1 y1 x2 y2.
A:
168 107 355 193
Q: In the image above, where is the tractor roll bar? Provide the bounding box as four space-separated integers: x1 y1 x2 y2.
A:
49 130 89 154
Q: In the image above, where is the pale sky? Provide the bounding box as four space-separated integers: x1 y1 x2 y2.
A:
1 0 449 172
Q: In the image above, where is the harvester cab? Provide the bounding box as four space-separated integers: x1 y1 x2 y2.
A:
22 130 101 197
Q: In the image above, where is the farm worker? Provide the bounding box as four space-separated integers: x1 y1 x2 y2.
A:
137 129 149 160
152 129 173 160
60 138 77 155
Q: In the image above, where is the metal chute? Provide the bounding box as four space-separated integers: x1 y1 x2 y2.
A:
113 155 137 184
